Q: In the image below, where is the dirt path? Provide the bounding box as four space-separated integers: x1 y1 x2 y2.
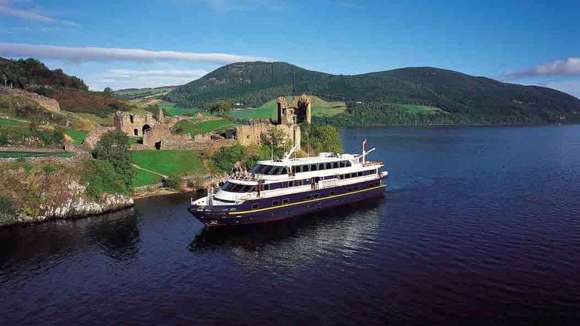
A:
131 163 168 179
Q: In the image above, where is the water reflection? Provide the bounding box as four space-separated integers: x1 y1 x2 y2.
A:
0 208 138 274
190 198 384 267
85 209 141 261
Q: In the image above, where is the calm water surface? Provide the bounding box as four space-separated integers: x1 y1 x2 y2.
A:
2 126 580 325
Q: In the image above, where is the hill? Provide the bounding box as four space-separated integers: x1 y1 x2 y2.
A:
0 57 87 90
166 62 580 126
0 57 129 118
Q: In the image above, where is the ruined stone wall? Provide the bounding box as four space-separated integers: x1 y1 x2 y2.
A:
276 94 311 125
235 121 301 149
114 111 158 137
236 121 272 147
83 127 116 150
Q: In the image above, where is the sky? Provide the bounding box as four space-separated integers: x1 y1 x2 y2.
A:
0 0 579 97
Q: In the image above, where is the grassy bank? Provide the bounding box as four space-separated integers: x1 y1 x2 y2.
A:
172 119 235 136
130 150 207 187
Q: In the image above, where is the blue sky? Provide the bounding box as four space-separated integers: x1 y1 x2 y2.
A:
1 0 579 97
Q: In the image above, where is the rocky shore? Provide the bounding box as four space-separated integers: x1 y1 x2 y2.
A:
2 193 134 227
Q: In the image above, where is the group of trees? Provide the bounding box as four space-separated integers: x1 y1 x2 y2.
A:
84 131 133 197
0 57 87 90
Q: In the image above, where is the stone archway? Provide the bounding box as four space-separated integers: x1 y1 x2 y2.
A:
142 124 151 134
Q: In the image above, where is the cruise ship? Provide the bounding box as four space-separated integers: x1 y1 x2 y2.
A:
189 140 388 227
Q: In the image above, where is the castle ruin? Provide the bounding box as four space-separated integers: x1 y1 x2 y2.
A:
235 94 311 150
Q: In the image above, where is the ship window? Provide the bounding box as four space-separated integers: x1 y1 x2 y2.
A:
357 172 363 177
339 161 345 168
261 165 272 175
282 199 289 204
280 167 288 175
339 174 344 179
314 193 320 198
248 186 256 192
326 163 332 169
303 165 309 172
306 195 312 200
264 184 270 190
319 163 325 170
346 161 352 167
333 162 339 169
295 166 302 173
272 200 279 206
269 167 280 175
252 204 259 209
311 164 317 171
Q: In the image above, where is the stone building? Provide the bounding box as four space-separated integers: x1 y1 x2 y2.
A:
234 94 311 149
114 110 164 137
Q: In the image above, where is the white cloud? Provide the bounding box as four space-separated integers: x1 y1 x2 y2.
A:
0 0 78 26
545 79 580 99
504 57 580 80
104 68 208 79
0 42 270 64
87 68 210 91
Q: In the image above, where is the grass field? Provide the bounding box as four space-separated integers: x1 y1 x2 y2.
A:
133 169 163 187
230 96 347 121
158 101 200 117
65 129 87 145
396 104 445 114
0 118 27 127
0 151 74 158
130 150 207 187
173 119 235 136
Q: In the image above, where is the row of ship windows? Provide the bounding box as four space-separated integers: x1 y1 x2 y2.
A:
251 161 353 175
249 181 382 209
222 170 378 193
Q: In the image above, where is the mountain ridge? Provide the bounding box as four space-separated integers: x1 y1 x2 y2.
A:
166 62 580 126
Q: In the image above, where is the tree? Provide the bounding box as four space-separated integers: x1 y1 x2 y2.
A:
103 87 113 95
93 130 133 189
301 124 342 154
208 100 233 115
260 127 287 159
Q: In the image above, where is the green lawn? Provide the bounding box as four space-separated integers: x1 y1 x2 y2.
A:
0 118 27 127
0 151 74 158
230 96 347 121
396 104 445 114
173 119 235 136
130 150 207 187
133 169 163 187
158 101 200 117
65 129 87 145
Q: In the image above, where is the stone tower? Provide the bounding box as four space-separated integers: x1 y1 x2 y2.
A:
276 94 311 125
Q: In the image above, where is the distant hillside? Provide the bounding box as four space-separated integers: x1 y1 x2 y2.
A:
0 57 87 90
0 57 128 117
114 86 177 101
166 62 580 125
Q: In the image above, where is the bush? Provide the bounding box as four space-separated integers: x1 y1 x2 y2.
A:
301 124 343 154
0 196 16 224
83 160 129 197
210 144 247 173
163 175 182 190
93 130 133 188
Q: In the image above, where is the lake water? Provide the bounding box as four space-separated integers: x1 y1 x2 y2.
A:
2 126 580 325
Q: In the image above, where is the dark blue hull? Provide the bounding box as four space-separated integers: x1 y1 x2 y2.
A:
189 178 386 228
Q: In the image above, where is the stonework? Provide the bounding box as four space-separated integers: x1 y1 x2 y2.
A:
234 94 311 149
83 127 116 150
